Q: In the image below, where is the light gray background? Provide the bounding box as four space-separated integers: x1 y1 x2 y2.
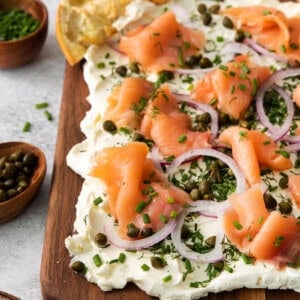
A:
0 1 65 299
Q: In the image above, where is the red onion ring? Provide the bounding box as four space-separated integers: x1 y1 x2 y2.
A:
167 148 247 194
284 142 300 152
171 206 224 263
244 38 289 64
256 68 300 140
104 216 177 250
174 93 219 140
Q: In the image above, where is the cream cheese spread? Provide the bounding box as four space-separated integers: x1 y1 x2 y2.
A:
65 0 300 299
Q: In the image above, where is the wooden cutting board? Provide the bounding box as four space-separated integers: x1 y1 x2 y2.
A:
40 62 299 300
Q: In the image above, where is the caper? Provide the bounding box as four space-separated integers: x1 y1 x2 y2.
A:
201 13 212 26
9 151 22 162
209 4 220 14
23 152 37 166
239 119 250 129
14 161 23 169
218 111 230 126
190 188 201 200
181 224 191 240
0 189 7 202
16 186 25 193
196 112 211 124
199 180 212 196
0 156 7 169
115 65 127 77
4 178 15 189
132 132 145 142
22 166 32 176
5 162 16 173
263 193 277 210
203 193 214 200
7 188 18 199
213 261 224 271
141 227 153 237
18 180 29 188
127 223 140 238
197 3 207 14
1 168 14 180
16 174 27 182
129 62 140 74
223 16 234 29
184 181 197 192
150 256 166 269
71 261 86 274
94 232 107 246
103 120 117 132
243 106 254 120
279 201 292 214
185 54 201 67
235 30 245 42
279 176 288 189
200 57 213 68
205 235 216 248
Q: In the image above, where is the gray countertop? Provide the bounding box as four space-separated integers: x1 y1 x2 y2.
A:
0 1 65 299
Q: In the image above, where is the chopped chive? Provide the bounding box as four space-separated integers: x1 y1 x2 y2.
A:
275 150 290 159
141 264 150 271
233 220 243 230
229 70 236 77
241 253 254 264
209 97 218 105
219 65 228 71
159 214 168 224
93 196 103 205
239 131 247 137
93 254 103 267
223 263 233 273
166 197 175 204
169 210 178 218
97 62 106 68
118 253 126 263
163 274 172 282
178 135 187 143
44 110 53 121
280 44 287 53
290 43 299 50
258 216 264 225
135 201 147 213
142 213 151 224
251 78 259 95
238 83 247 91
22 121 31 132
273 235 285 247
35 102 49 109
263 140 271 145
165 155 175 163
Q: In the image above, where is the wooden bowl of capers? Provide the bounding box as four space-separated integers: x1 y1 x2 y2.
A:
0 141 46 223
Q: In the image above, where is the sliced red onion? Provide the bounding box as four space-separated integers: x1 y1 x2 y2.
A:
174 67 215 76
174 93 219 140
256 68 300 140
244 38 289 64
104 216 177 250
167 148 247 194
284 142 300 152
171 206 224 263
186 200 231 218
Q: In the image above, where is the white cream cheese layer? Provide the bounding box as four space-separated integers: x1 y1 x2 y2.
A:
65 0 300 299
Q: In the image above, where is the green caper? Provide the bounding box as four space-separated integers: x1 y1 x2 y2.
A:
22 166 32 176
129 62 140 74
4 178 15 189
9 151 22 162
141 227 153 237
185 54 201 67
1 168 14 180
213 261 224 271
94 232 107 246
279 176 288 189
16 174 27 182
200 57 213 68
16 186 25 193
14 161 23 169
0 189 7 202
23 152 37 166
103 120 117 132
203 193 214 200
18 180 29 188
205 235 216 248
7 188 18 199
127 223 140 238
150 256 166 269
263 193 277 210
223 16 234 29
239 119 250 129
279 201 292 214
0 156 7 169
71 261 86 274
218 111 230 126
199 180 212 196
181 224 191 240
132 132 145 142
115 65 127 77
208 4 220 14
197 3 207 14
184 181 197 192
190 188 201 200
201 13 212 26
5 162 16 173
235 30 245 42
196 112 211 124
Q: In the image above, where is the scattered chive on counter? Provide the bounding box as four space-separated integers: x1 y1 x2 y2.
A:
0 9 40 41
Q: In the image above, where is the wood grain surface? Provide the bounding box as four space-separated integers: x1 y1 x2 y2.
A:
40 62 299 300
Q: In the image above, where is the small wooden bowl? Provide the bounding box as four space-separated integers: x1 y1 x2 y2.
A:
0 142 47 223
0 0 48 69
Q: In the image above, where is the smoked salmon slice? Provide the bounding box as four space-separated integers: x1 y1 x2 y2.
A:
223 184 269 250
104 77 154 130
288 174 300 209
119 11 205 72
140 83 212 158
90 142 191 239
221 5 300 64
191 55 270 120
219 126 292 186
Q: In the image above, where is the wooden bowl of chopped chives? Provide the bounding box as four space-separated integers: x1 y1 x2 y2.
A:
0 0 48 68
